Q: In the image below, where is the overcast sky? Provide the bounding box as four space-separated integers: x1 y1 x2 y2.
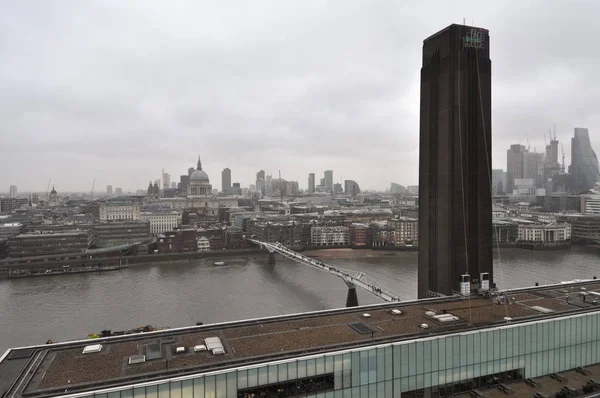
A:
1 1 599 193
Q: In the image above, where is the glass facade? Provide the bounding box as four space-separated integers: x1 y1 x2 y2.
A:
70 311 600 398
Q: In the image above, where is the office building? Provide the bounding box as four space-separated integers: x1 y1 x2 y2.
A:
491 169 505 195
308 173 315 194
418 24 493 298
93 221 151 247
180 175 190 192
582 195 600 214
506 144 527 194
0 223 23 240
115 187 123 196
344 180 361 196
99 200 141 221
171 182 177 189
570 128 600 192
7 230 92 257
162 172 171 190
256 170 265 195
333 183 342 194
517 222 571 249
9 185 17 198
390 183 407 195
106 185 113 196
222 168 231 192
140 211 182 234
311 226 350 246
324 170 333 193
5 281 600 398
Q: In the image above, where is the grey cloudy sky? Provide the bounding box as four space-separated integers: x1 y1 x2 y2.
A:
1 0 599 193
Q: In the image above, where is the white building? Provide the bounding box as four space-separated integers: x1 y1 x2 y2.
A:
140 211 182 234
197 236 210 251
517 222 571 243
99 201 140 221
311 226 349 246
582 195 600 214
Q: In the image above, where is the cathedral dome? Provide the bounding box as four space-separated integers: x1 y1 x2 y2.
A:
190 169 209 182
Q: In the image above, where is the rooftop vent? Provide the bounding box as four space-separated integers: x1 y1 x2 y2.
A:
82 344 103 354
391 309 402 315
205 337 226 355
128 355 146 365
175 346 186 354
193 345 207 352
530 306 554 314
425 311 436 317
420 323 430 329
349 322 374 334
362 313 371 318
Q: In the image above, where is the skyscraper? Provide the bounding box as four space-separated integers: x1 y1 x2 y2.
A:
418 24 493 298
570 128 599 192
506 144 527 194
9 185 17 198
222 168 232 192
256 170 266 195
324 170 333 193
106 185 113 196
308 173 315 193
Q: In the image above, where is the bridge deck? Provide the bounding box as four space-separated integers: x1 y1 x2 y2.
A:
2 281 600 398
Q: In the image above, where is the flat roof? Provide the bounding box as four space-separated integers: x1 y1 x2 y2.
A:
2 280 600 398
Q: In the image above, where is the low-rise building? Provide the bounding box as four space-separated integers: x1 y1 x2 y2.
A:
99 200 140 221
197 236 210 251
140 211 182 234
156 228 197 253
0 223 23 240
388 216 418 247
370 222 393 247
349 223 370 247
7 230 92 257
582 195 600 214
0 197 28 213
311 226 349 247
517 222 571 249
492 220 518 244
93 221 151 247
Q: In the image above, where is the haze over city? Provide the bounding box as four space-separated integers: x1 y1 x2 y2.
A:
1 1 599 192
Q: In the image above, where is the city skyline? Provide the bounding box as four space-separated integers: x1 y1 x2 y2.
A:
2 1 600 192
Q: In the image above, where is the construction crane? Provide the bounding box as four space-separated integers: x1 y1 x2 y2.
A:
91 178 96 199
249 239 404 304
278 170 283 205
561 143 566 172
46 178 51 200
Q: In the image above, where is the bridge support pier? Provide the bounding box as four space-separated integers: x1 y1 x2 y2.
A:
346 286 359 307
268 252 276 265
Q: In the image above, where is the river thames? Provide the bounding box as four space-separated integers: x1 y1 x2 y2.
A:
0 247 598 352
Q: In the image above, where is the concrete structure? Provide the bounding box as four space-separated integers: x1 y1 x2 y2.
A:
221 168 231 192
287 181 299 196
570 128 600 192
308 173 315 194
179 175 190 193
311 226 349 246
9 185 17 198
7 230 92 257
344 180 361 197
140 211 182 234
517 222 571 249
147 182 160 201
98 201 140 221
0 198 28 213
418 24 493 298
171 182 177 189
324 170 333 193
333 183 342 195
6 281 600 398
162 172 171 190
506 145 527 194
407 185 419 195
115 187 123 196
106 185 113 196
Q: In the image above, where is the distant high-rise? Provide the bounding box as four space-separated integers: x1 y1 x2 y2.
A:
506 144 527 194
324 170 333 193
390 183 407 195
106 185 113 196
188 167 195 177
171 182 177 189
180 175 190 192
344 180 360 196
491 169 505 195
115 187 123 196
222 168 232 192
418 24 493 298
9 185 17 198
570 128 599 192
162 172 171 190
308 173 315 193
256 170 266 195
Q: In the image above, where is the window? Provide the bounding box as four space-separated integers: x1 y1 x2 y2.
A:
237 373 335 398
